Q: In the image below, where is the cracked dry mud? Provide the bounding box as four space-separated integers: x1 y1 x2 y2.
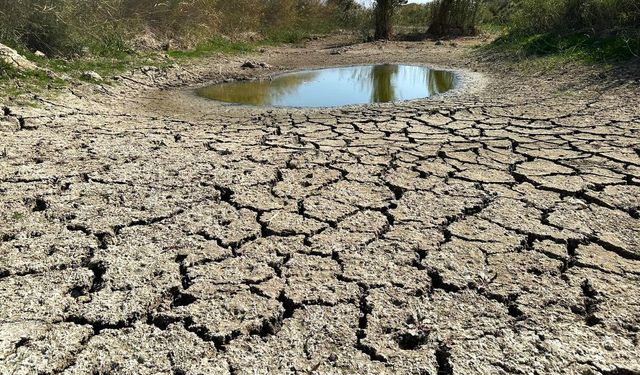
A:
1 38 639 374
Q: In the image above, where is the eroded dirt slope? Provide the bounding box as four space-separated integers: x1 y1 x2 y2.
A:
1 38 639 374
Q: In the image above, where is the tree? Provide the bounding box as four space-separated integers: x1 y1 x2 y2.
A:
374 0 407 40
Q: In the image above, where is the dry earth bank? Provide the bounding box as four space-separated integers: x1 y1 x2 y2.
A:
1 36 639 374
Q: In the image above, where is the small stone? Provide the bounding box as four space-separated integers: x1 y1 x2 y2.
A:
241 61 258 68
81 71 103 82
165 40 178 51
0 116 20 132
34 51 46 58
241 61 270 69
435 40 444 46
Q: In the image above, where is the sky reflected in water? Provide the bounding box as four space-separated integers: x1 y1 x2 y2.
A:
197 64 455 108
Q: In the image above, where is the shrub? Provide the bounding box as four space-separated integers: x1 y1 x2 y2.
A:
395 3 432 30
495 0 640 60
427 0 483 37
510 0 640 35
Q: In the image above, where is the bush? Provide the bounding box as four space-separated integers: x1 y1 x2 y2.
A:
510 0 640 35
395 4 432 29
428 0 483 37
494 0 640 61
0 1 75 55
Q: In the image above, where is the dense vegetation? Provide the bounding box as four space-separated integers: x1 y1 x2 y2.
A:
493 0 640 61
428 0 483 36
0 0 364 58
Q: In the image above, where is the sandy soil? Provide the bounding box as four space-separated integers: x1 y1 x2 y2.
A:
1 36 639 374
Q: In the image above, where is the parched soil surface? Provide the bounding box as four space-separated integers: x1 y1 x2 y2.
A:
1 37 639 374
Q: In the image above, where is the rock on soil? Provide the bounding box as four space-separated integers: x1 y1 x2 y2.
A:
241 61 271 69
0 43 37 71
81 71 103 81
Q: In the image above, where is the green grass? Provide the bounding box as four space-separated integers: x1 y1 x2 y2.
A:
167 37 256 59
0 39 176 98
50 54 168 80
0 60 20 79
0 48 169 100
488 31 640 63
263 21 343 45
0 58 67 95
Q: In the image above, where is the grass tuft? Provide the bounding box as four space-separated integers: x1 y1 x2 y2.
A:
167 37 256 59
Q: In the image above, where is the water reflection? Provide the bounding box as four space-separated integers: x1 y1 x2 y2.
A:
197 72 319 106
197 64 454 108
371 64 398 102
428 70 455 95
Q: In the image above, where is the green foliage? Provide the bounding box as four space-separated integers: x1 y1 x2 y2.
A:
509 0 640 36
395 4 432 28
0 58 66 97
479 0 511 24
428 0 483 37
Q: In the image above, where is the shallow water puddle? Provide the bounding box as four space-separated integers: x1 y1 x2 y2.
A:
196 64 455 108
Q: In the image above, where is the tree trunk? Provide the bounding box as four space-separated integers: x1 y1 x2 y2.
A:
374 0 394 40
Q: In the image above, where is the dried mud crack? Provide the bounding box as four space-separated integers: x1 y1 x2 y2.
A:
1 37 639 374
